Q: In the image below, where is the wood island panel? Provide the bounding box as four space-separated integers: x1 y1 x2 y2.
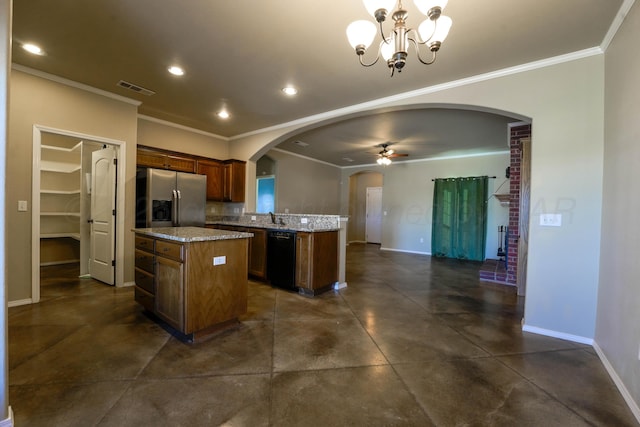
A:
185 239 248 334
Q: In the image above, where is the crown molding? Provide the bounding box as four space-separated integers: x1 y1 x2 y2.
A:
231 47 602 142
601 0 637 51
11 63 141 106
137 114 229 141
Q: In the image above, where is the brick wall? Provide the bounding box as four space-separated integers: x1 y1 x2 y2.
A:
506 124 531 284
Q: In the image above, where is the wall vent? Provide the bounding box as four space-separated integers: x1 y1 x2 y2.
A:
117 80 155 96
293 140 309 147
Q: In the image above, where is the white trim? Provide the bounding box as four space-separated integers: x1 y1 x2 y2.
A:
521 324 594 345
231 48 601 142
11 64 141 106
119 281 136 288
508 121 530 128
380 247 430 256
601 0 637 52
39 260 80 267
8 299 32 308
342 150 510 169
270 147 341 168
0 407 13 427
593 341 640 424
32 125 128 304
137 114 229 141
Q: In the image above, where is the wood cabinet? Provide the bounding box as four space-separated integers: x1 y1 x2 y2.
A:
196 159 224 201
133 232 249 340
137 145 196 173
296 231 338 296
223 160 246 202
206 225 267 280
136 146 245 202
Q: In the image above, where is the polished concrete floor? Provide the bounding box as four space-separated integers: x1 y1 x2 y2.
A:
9 243 638 426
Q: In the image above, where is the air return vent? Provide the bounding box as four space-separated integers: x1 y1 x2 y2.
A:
117 80 155 96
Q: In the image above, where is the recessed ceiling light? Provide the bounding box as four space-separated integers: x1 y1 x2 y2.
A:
217 110 230 119
282 86 298 96
168 66 184 76
23 43 44 55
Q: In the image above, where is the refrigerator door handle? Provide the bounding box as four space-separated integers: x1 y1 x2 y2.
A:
172 189 178 226
176 190 182 226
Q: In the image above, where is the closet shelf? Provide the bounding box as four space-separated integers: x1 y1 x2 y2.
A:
40 212 81 217
40 233 80 241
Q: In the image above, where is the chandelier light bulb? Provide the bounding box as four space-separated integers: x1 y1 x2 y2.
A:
347 20 377 50
380 36 395 61
413 0 448 16
363 0 397 20
431 15 452 43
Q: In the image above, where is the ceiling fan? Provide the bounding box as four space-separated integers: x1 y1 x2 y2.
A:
376 143 408 165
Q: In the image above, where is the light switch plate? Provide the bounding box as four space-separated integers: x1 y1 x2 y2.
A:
18 200 28 212
251 215 256 221
213 256 226 266
540 213 562 227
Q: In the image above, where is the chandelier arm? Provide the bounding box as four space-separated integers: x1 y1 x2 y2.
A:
408 37 438 65
358 52 381 67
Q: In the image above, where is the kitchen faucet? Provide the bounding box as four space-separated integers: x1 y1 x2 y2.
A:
269 212 276 224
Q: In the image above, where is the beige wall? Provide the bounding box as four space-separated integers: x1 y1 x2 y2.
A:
263 149 341 214
137 117 228 159
343 153 509 254
597 1 640 410
8 69 138 301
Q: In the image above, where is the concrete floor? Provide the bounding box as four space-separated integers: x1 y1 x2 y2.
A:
8 243 639 426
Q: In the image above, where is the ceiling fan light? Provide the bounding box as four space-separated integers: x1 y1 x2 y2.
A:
347 20 377 50
413 0 448 16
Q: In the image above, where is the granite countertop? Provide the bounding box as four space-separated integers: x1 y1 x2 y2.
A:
206 221 340 232
133 226 253 243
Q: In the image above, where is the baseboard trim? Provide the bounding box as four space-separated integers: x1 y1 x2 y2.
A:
118 281 136 288
0 407 14 427
8 298 33 308
380 247 431 255
521 324 594 345
593 342 640 424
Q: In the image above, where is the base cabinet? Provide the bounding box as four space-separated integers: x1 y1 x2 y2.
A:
134 233 248 338
296 231 338 296
207 225 267 280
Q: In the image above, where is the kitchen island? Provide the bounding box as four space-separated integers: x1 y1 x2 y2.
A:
207 213 345 296
133 226 253 341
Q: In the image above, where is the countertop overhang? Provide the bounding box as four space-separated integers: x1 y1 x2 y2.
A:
133 226 253 242
207 221 340 233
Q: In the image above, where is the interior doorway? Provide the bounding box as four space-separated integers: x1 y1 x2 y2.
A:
31 125 127 303
365 187 382 244
347 171 383 244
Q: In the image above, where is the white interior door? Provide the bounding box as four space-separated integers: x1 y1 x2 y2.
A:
366 187 383 244
90 147 116 285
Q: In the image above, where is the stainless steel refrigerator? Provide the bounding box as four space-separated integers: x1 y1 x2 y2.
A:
136 168 207 228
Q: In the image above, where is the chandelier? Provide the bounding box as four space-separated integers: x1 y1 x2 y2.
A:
346 0 452 76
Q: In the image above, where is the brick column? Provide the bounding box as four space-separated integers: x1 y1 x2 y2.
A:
506 124 531 285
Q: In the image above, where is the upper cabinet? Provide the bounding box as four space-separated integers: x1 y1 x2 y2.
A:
223 160 246 203
196 159 224 201
137 145 196 173
137 146 246 202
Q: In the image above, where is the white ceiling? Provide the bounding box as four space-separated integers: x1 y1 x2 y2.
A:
11 0 624 166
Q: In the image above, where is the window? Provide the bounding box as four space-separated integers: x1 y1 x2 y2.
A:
256 176 275 213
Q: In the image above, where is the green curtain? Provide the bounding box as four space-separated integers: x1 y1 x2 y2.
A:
431 176 488 261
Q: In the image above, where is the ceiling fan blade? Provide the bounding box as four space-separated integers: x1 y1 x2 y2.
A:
389 153 408 158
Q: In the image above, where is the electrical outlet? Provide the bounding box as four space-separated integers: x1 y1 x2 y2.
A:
251 215 256 221
540 213 562 227
301 218 308 224
213 256 226 266
18 200 28 212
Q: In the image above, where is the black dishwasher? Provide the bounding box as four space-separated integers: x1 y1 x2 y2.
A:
267 230 297 290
